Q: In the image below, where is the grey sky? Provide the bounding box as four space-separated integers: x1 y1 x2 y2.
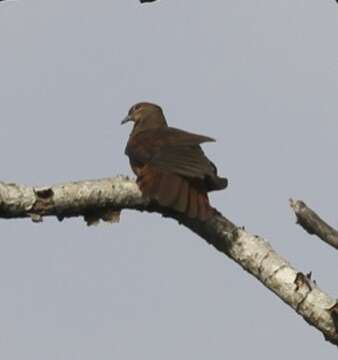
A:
1 0 338 358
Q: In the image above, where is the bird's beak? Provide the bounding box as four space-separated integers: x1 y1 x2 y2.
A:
121 115 133 125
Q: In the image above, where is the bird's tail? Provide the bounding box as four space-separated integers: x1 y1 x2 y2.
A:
137 165 215 221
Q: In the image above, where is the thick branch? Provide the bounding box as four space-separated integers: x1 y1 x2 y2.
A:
0 177 337 345
290 199 338 250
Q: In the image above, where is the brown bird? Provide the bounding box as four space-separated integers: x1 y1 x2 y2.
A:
122 102 227 221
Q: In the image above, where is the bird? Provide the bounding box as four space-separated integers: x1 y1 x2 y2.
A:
121 102 228 221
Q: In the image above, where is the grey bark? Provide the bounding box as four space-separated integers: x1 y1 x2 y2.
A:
290 199 338 250
0 177 337 345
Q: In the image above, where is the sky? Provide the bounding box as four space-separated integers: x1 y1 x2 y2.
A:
1 0 338 358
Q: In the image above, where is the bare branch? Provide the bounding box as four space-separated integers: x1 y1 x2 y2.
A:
290 199 338 250
0 176 146 223
0 177 337 344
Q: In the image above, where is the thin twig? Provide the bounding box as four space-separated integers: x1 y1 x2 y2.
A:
290 199 338 250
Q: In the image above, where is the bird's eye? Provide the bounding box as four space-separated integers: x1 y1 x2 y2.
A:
129 104 142 116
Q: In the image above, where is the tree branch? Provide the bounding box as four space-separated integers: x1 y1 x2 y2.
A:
0 177 338 345
290 199 338 250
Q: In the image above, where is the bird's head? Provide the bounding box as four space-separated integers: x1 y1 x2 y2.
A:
121 102 167 134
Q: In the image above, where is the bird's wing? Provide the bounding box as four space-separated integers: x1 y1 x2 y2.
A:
125 127 215 169
149 144 215 179
154 127 215 146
